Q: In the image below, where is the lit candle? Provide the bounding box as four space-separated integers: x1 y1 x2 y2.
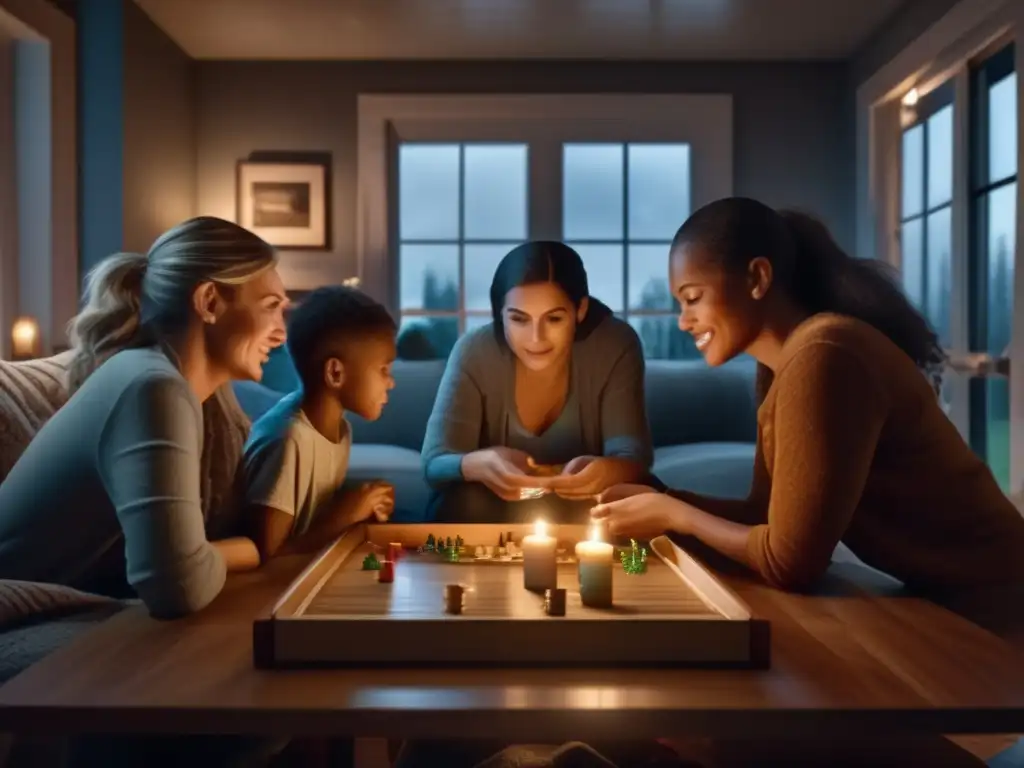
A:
10 316 39 360
575 524 613 608
522 519 558 592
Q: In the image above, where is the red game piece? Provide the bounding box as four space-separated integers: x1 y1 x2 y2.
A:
377 560 395 583
388 542 403 562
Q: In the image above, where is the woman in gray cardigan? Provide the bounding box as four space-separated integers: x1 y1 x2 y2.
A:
421 241 654 523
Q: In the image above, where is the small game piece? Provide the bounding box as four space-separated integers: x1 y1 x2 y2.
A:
361 553 382 571
388 542 403 562
446 546 460 563
497 532 505 548
455 535 464 550
444 584 464 615
474 546 485 558
506 530 514 544
485 545 495 557
620 539 648 575
445 536 453 551
545 588 567 616
424 534 436 552
377 559 394 583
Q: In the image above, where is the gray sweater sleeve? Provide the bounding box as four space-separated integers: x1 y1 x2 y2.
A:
598 326 654 468
422 333 486 486
98 373 227 619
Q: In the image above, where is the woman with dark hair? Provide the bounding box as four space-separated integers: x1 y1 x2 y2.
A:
422 241 653 523
593 197 1024 598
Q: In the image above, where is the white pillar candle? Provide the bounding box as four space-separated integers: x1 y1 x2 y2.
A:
575 525 614 608
522 519 558 592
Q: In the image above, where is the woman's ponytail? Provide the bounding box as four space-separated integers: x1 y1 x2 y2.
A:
66 252 149 394
673 198 948 394
779 210 947 391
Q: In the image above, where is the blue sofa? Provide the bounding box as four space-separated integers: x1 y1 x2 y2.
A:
232 349 759 522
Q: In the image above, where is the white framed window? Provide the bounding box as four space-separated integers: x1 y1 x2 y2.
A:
357 95 732 360
857 0 1022 490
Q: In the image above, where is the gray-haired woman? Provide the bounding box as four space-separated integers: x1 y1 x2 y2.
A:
0 216 288 619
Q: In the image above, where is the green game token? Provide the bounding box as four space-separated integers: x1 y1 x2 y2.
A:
446 547 460 563
620 539 648 575
362 553 382 571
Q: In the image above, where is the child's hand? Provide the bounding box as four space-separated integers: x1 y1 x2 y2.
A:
349 481 395 523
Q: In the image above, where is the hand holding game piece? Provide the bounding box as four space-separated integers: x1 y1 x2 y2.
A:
461 447 539 501
342 481 395 525
590 489 683 539
543 456 640 500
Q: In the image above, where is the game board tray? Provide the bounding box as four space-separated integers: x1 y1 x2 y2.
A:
253 523 770 669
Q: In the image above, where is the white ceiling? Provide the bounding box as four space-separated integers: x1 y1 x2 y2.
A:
131 0 909 61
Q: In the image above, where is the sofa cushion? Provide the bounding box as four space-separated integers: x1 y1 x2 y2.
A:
644 358 758 447
346 444 432 522
653 442 755 500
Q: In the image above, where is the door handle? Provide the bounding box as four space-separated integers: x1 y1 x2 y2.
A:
946 352 1010 378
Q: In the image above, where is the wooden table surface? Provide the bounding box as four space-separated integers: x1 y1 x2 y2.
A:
1 550 1024 741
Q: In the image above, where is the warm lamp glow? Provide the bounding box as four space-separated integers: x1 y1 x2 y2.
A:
11 316 40 359
342 276 361 287
902 88 919 107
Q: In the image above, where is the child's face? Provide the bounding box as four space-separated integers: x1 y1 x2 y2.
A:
337 332 397 420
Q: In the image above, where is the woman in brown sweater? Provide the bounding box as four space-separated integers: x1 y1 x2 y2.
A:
592 196 1024 597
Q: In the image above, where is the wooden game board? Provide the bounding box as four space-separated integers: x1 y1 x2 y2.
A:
253 523 770 669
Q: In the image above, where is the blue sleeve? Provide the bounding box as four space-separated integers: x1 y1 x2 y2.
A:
421 335 485 486
601 333 654 468
99 374 227 619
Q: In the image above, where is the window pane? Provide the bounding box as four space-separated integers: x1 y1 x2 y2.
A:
465 314 492 334
984 182 1015 493
564 144 624 240
987 182 1016 354
399 244 459 311
399 144 460 240
989 73 1018 184
628 244 674 311
464 243 515 311
986 378 1011 492
927 105 953 209
925 206 952 346
397 316 458 360
569 243 624 311
900 218 924 308
464 144 528 240
628 316 700 360
627 144 691 240
901 125 924 218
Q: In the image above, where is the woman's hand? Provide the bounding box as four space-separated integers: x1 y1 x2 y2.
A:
542 456 643 500
590 490 689 539
462 447 537 502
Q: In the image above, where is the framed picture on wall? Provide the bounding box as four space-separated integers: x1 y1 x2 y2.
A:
236 160 329 249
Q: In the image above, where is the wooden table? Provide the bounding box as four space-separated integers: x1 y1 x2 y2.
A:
1 551 1024 744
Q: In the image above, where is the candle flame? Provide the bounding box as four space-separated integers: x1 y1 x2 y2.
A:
534 519 547 537
589 523 603 543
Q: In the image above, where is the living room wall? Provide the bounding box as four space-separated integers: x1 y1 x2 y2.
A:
195 61 852 290
121 0 195 254
79 0 195 274
0 0 75 354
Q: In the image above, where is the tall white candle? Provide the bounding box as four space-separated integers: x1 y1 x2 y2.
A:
576 524 613 608
522 519 557 592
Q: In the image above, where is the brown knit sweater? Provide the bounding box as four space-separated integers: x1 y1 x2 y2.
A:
686 313 1024 593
